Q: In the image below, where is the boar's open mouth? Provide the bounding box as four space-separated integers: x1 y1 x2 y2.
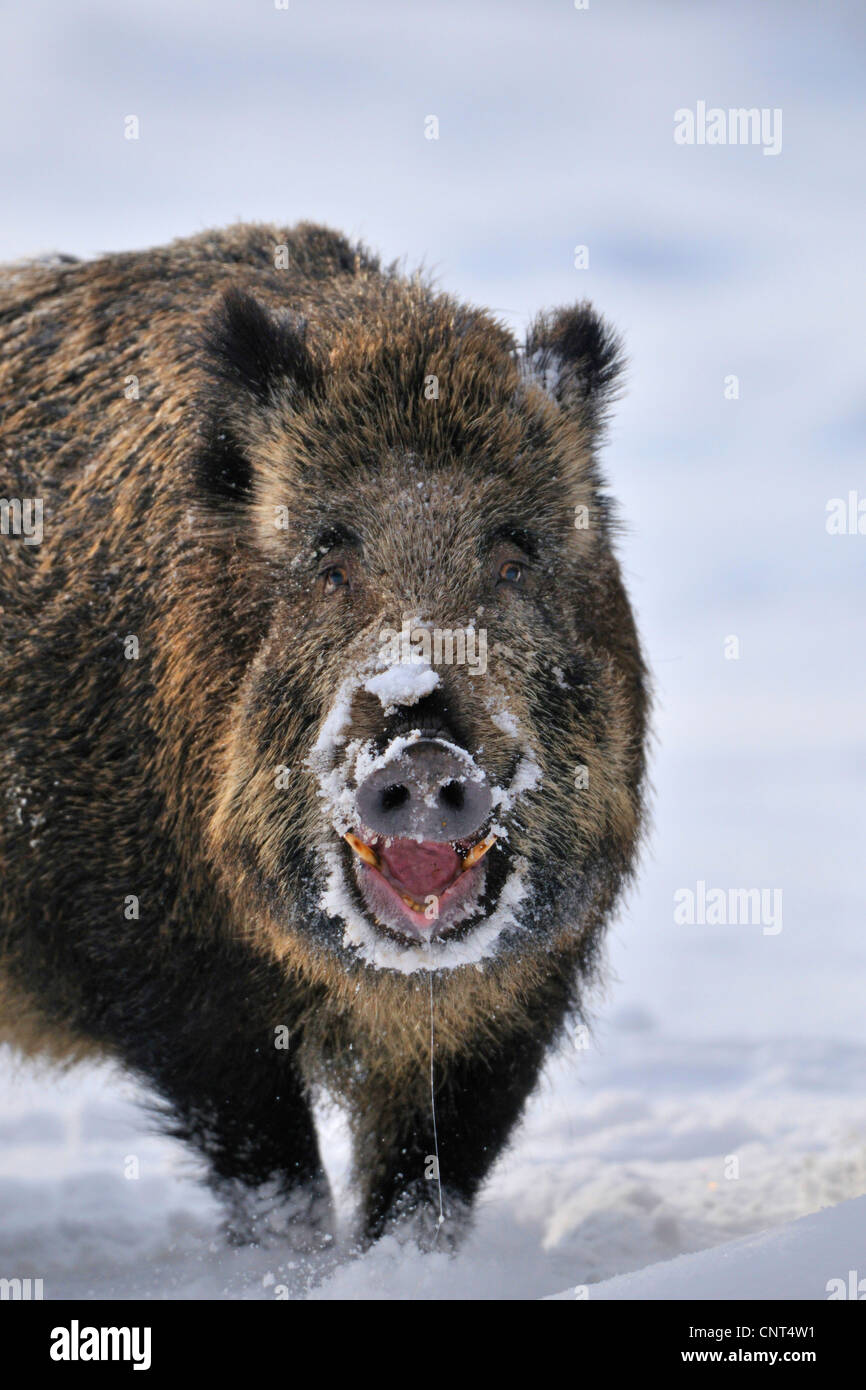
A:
342 828 502 943
309 708 538 957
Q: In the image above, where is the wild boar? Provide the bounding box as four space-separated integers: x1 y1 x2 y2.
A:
0 223 647 1249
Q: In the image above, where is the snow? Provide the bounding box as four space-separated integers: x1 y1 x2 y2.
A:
352 731 484 790
3 1027 866 1300
548 1196 866 1302
488 707 520 739
363 660 440 714
484 698 543 825
310 677 356 755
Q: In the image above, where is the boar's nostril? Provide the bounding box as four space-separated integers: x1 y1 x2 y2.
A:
381 784 410 812
438 780 464 811
354 739 492 844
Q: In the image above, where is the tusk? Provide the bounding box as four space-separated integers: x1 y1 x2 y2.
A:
462 832 497 871
344 833 380 868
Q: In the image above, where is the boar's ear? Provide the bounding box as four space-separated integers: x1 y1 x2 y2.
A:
523 304 625 430
197 287 318 503
203 286 317 404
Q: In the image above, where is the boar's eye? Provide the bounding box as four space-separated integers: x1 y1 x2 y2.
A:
498 560 523 585
322 564 350 595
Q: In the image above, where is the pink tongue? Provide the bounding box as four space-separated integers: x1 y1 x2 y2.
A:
378 839 461 897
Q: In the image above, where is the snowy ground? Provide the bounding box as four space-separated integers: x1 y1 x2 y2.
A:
550 1195 866 1302
3 1008 865 1300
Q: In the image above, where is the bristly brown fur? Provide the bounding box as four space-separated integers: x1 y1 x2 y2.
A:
0 222 647 1246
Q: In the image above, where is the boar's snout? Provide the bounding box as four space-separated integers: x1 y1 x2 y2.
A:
354 740 492 844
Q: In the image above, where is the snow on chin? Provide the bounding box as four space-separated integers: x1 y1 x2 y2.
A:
318 846 532 974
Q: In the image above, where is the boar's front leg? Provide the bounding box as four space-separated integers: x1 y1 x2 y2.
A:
356 1026 552 1251
165 1056 333 1251
122 961 334 1251
200 1065 334 1253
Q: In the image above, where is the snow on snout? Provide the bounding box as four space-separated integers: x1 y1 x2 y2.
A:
363 658 439 716
304 652 546 967
353 731 486 790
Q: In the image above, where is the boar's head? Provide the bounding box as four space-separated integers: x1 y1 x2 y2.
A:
196 278 647 979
